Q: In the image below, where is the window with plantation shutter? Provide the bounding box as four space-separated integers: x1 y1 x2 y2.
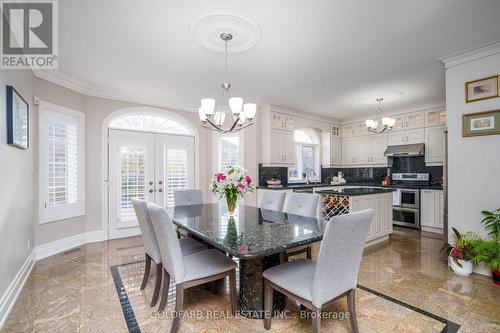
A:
39 102 85 224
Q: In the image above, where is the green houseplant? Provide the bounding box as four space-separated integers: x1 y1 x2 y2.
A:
477 208 500 284
442 228 478 276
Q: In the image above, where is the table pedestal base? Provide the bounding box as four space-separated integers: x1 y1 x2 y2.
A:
238 253 286 318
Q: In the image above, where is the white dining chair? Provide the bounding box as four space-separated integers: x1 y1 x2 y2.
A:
259 191 287 211
132 198 206 307
283 193 320 260
148 203 238 333
174 189 203 206
263 209 374 333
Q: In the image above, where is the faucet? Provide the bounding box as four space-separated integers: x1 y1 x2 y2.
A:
305 169 316 184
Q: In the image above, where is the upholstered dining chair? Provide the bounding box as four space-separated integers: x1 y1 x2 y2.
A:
283 193 320 260
263 209 374 333
174 189 203 206
147 203 238 333
132 198 206 307
259 190 287 211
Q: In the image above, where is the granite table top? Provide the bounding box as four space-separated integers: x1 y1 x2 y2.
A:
167 203 326 259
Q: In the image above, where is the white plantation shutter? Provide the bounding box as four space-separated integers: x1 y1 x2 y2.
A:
119 147 146 222
166 148 188 206
39 102 85 224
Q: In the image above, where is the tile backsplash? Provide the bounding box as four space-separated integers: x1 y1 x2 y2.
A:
258 164 288 186
321 156 443 184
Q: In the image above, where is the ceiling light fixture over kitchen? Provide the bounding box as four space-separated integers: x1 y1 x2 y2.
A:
198 33 256 133
365 98 395 133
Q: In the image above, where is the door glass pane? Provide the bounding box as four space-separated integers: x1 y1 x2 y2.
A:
120 147 146 222
166 149 188 206
302 146 315 173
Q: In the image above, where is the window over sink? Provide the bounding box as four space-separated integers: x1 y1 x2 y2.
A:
288 129 320 182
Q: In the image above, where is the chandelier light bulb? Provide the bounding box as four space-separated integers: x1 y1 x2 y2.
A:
229 97 243 115
201 98 215 115
244 103 257 119
382 117 391 126
198 107 207 122
214 112 225 126
238 111 246 125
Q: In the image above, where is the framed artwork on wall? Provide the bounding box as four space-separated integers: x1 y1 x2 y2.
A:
462 109 500 137
465 75 499 103
6 85 29 149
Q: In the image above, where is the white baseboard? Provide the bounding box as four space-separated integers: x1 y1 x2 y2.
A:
35 230 106 261
0 250 35 329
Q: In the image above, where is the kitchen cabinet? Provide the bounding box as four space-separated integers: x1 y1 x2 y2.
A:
268 130 295 164
387 128 424 146
421 189 444 233
342 124 355 138
342 137 357 165
271 112 295 130
355 122 368 136
341 134 387 166
425 126 445 165
425 108 446 127
331 137 342 165
405 111 425 129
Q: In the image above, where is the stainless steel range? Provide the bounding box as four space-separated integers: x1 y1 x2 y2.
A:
391 173 430 229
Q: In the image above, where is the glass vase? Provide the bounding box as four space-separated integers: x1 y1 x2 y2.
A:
226 191 238 216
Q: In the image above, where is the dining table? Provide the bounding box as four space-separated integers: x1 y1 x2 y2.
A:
167 203 327 318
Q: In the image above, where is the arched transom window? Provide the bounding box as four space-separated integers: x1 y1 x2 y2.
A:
109 114 192 135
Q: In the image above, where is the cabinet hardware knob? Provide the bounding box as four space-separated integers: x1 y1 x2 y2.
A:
158 180 163 185
149 189 154 193
149 181 153 185
158 188 163 192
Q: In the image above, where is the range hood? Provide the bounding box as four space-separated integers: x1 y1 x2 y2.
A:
384 143 425 157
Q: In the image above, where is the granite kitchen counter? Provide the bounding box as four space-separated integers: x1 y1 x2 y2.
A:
316 187 396 196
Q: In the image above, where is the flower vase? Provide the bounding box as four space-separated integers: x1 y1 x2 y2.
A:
225 190 238 216
449 256 473 276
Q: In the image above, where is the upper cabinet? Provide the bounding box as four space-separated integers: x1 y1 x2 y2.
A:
341 133 387 166
388 128 425 146
425 108 447 127
342 124 355 138
271 112 295 131
261 109 296 166
425 126 445 165
405 111 425 129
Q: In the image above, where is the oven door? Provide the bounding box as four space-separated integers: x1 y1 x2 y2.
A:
393 207 420 228
400 189 419 209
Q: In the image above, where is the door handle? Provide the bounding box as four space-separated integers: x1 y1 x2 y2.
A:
158 188 163 193
149 181 153 185
158 180 163 185
149 189 154 193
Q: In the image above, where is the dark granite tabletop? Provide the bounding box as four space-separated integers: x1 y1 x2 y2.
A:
167 203 326 259
315 187 396 196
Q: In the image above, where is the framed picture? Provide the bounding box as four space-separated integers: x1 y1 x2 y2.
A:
465 75 499 103
6 85 29 149
462 109 500 137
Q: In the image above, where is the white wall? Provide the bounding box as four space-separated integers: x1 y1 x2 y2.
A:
0 70 35 300
443 44 500 244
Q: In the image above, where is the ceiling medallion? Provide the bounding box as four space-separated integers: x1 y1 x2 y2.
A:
198 33 256 133
190 10 261 53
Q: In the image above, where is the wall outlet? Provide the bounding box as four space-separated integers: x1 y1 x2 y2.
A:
27 238 31 250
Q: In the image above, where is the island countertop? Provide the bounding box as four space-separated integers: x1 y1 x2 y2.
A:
315 187 396 196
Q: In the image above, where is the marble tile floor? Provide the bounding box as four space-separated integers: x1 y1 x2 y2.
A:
2 227 499 332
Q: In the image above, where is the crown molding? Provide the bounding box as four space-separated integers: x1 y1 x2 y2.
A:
439 39 500 69
32 69 199 112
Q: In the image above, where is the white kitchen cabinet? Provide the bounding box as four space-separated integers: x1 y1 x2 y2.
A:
331 137 342 165
356 136 372 164
392 114 406 131
268 130 295 164
342 124 355 138
372 134 388 164
342 137 357 165
421 189 444 233
355 122 368 136
425 126 445 165
405 111 425 129
425 108 446 127
349 192 393 244
387 128 424 146
271 112 295 131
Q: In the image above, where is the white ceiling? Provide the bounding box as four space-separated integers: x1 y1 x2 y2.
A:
50 0 500 119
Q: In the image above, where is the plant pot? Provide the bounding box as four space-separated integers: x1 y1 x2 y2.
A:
449 256 473 276
492 269 500 285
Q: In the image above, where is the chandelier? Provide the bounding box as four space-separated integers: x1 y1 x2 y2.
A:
365 98 395 133
198 33 256 133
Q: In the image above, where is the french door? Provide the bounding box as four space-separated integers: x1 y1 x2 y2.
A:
108 129 194 239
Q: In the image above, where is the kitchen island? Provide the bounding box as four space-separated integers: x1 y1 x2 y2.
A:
315 187 395 246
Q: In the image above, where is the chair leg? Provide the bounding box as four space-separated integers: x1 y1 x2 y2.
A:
229 270 237 315
150 263 163 307
312 306 321 333
306 245 312 259
347 289 359 333
158 269 170 312
171 284 184 333
263 279 273 330
141 253 151 290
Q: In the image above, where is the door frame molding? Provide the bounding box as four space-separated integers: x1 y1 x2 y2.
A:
101 107 200 240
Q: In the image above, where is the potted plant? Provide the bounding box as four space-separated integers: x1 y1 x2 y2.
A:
476 208 500 284
210 166 255 215
442 228 478 276
473 239 500 285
